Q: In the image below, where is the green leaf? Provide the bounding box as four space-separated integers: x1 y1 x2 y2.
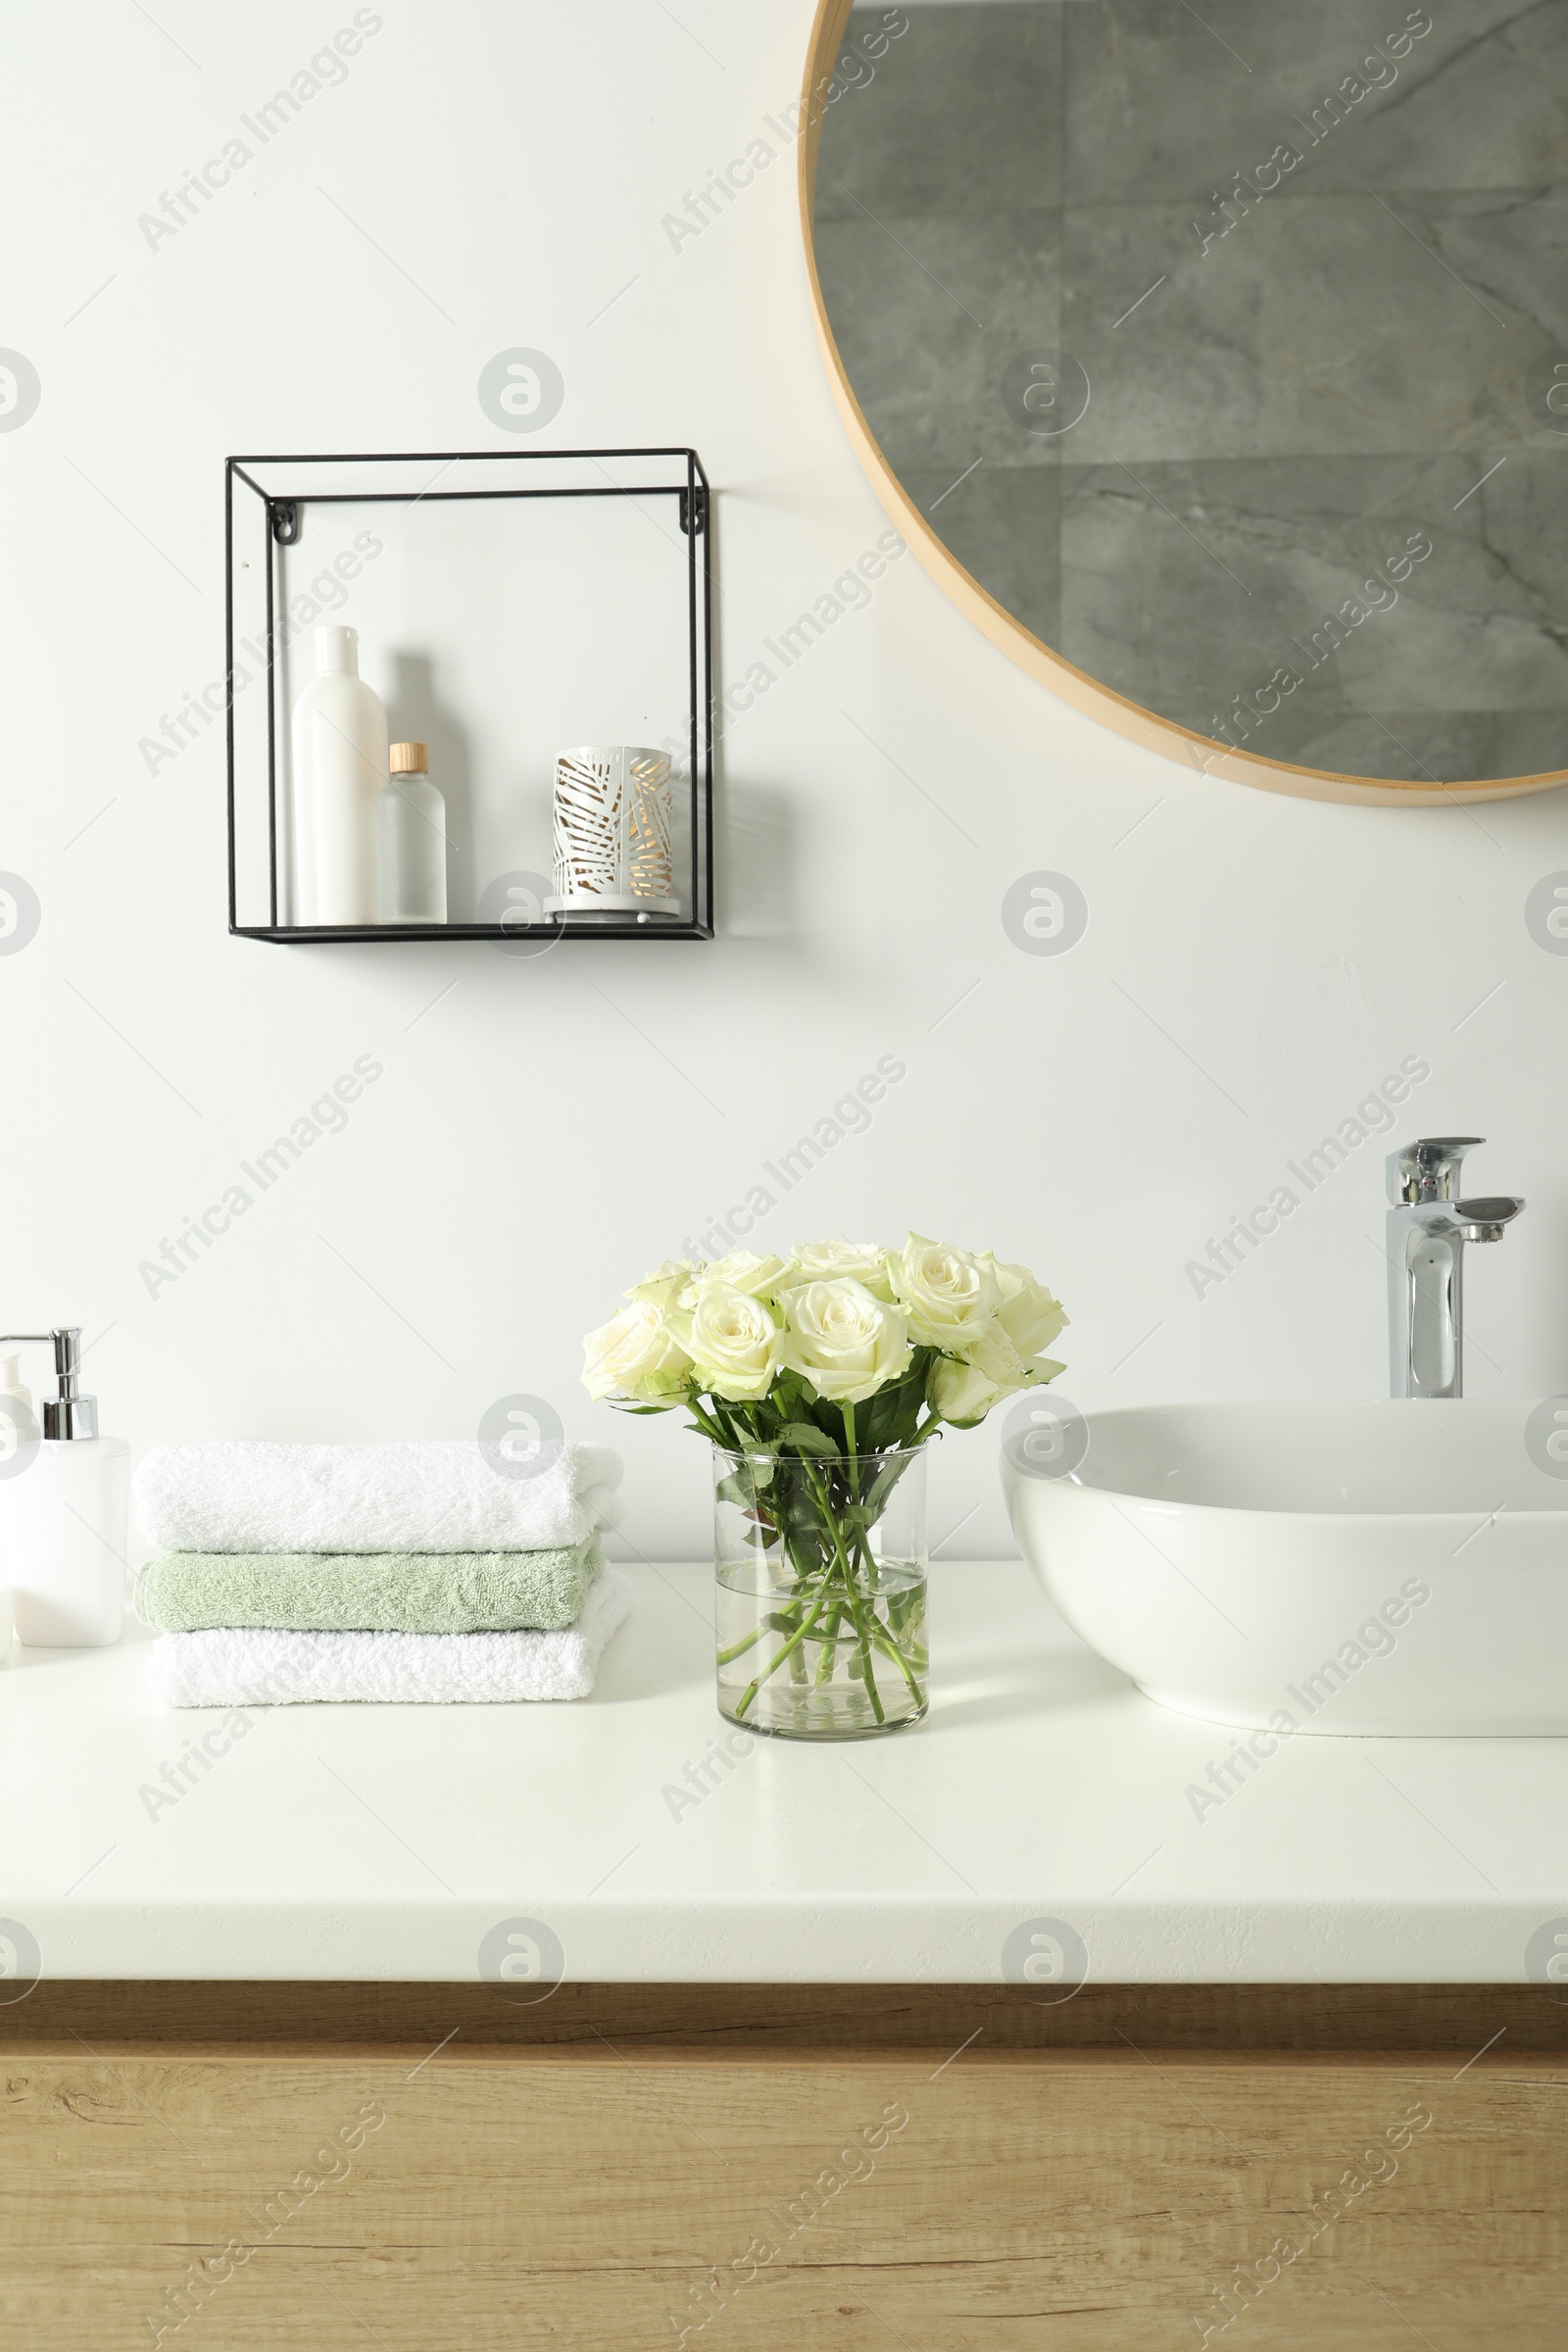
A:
778 1422 840 1458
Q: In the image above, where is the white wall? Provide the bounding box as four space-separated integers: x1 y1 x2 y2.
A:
4 0 1566 1565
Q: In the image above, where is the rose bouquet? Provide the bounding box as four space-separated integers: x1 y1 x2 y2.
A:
582 1238 1066 1739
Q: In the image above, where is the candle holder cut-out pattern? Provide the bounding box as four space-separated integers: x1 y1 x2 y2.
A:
546 746 680 916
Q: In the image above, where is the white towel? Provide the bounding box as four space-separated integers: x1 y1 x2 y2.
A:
145 1569 634 1706
133 1441 623 1555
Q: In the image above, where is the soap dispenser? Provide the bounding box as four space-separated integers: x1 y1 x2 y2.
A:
0 1329 127 1646
0 1355 24 1658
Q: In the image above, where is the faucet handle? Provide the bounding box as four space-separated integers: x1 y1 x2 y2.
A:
1391 1137 1483 1204
1455 1195 1525 1243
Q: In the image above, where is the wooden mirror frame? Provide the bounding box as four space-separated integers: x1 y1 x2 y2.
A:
799 0 1567 808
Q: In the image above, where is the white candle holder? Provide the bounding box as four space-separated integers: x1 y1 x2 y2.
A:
545 746 680 917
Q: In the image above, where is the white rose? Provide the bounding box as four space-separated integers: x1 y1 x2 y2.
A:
625 1257 703 1311
889 1234 1000 1348
982 1255 1068 1362
782 1278 910 1403
927 1353 1008 1425
703 1250 786 1299
675 1280 783 1401
950 1314 1065 1396
775 1241 894 1300
582 1301 693 1404
960 1316 1029 1387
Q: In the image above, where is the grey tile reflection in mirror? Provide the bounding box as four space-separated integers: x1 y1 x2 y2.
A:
813 0 1568 785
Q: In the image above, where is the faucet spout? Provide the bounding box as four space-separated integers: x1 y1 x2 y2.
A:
1386 1143 1523 1397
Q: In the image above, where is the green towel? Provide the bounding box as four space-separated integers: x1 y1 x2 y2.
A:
134 1540 603 1635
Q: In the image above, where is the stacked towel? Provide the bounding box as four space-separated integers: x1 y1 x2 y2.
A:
135 1542 605 1635
145 1572 634 1706
132 1442 629 1706
134 1440 623 1553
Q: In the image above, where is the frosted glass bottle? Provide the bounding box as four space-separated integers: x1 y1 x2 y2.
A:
291 624 388 925
376 741 448 923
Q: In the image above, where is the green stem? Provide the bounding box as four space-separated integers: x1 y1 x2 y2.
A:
841 1411 906 1716
802 1461 861 1589
716 1619 774 1665
866 1620 925 1707
734 1592 829 1718
715 1422 927 1724
803 1456 887 1723
844 1592 885 1720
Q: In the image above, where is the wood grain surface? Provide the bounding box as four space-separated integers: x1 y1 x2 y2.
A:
3 1984 1563 2347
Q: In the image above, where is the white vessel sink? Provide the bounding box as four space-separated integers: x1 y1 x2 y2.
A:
1004 1399 1568 1736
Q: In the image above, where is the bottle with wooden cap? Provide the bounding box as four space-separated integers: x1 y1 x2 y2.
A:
376 741 448 924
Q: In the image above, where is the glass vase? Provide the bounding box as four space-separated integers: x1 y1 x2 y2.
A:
712 1445 928 1740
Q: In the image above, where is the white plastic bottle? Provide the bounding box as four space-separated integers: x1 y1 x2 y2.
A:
0 1354 32 1659
0 1331 127 1648
291 623 388 925
0 1353 32 1440
376 741 448 922
4 1441 129 1647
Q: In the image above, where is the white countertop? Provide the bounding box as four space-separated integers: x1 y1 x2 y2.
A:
1 1562 1561 1984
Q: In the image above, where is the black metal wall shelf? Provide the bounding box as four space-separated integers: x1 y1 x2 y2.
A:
224 448 714 943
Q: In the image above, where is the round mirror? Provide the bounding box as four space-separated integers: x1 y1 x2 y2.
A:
804 1 1568 805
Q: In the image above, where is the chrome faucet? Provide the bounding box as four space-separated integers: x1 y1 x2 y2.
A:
1387 1138 1524 1397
